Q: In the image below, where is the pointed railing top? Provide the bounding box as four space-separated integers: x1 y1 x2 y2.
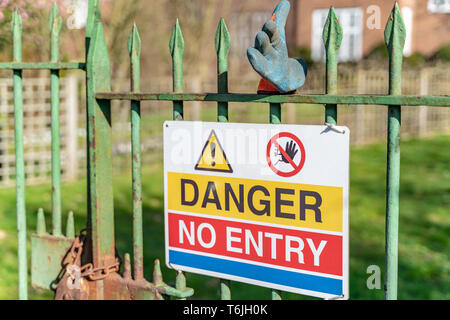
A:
215 18 231 57
323 7 343 52
169 19 184 58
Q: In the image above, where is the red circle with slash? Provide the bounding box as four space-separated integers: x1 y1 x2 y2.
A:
266 132 306 177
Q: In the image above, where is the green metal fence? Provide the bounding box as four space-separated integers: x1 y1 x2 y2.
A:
1 4 86 300
3 0 449 300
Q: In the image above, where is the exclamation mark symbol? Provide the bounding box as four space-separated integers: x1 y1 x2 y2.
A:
210 142 216 167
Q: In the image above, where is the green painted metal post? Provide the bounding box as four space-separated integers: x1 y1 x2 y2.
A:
84 0 101 268
11 9 27 300
170 20 184 121
86 10 115 298
384 2 405 300
49 4 62 237
215 18 232 300
169 18 189 297
269 103 282 300
270 103 281 125
323 7 342 125
270 104 281 300
128 23 144 280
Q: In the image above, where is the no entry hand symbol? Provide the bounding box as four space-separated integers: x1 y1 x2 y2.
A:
266 132 305 177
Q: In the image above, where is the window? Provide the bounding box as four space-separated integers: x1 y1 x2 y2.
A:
427 0 450 13
402 7 413 57
311 8 363 62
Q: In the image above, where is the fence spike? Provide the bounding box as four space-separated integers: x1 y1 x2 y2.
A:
323 7 343 53
272 289 282 300
215 18 231 57
128 23 142 61
323 7 342 125
89 0 102 23
128 23 141 93
49 2 62 36
86 0 101 55
11 8 22 34
37 209 46 235
384 2 406 56
169 19 184 60
169 19 184 120
88 20 111 92
169 19 185 93
176 271 186 291
66 211 75 238
11 9 23 61
123 253 132 280
384 1 406 97
153 259 164 286
215 18 230 122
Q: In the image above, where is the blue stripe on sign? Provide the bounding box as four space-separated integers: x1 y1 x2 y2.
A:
169 250 342 295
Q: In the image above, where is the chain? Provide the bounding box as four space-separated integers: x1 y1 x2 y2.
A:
80 261 120 281
66 231 120 283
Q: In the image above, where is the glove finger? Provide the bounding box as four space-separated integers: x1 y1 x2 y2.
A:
255 31 272 56
262 20 281 46
247 47 269 77
273 0 290 38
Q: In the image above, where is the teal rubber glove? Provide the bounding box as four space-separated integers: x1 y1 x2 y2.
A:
247 0 307 93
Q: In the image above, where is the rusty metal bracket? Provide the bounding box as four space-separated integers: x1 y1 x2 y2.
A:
53 231 194 300
31 209 75 291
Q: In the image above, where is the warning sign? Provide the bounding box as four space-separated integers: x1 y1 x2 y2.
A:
195 130 233 173
164 121 350 299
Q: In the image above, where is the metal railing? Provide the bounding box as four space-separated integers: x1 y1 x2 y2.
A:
1 5 86 299
3 0 449 300
95 3 449 300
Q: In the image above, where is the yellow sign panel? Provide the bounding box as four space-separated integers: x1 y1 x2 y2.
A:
195 130 233 173
167 172 343 233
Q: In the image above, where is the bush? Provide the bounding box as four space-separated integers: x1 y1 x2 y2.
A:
365 43 389 61
404 52 426 67
289 46 314 68
433 43 450 62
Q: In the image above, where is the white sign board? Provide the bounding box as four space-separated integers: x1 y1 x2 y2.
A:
164 121 349 299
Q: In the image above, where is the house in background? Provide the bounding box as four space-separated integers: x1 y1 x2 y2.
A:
229 0 450 62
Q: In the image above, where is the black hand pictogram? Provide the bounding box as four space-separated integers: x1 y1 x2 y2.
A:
280 140 298 164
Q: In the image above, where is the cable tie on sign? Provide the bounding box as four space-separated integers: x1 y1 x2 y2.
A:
168 261 180 273
325 122 346 134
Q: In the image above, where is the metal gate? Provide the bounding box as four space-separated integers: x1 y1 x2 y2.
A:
2 0 449 300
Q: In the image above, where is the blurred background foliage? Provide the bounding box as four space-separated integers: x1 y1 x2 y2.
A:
1 0 449 81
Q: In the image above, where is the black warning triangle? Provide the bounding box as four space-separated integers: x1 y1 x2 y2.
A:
194 130 233 173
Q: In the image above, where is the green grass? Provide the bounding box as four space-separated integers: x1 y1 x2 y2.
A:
0 135 448 300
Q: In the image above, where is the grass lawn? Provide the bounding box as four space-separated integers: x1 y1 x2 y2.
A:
0 134 448 300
